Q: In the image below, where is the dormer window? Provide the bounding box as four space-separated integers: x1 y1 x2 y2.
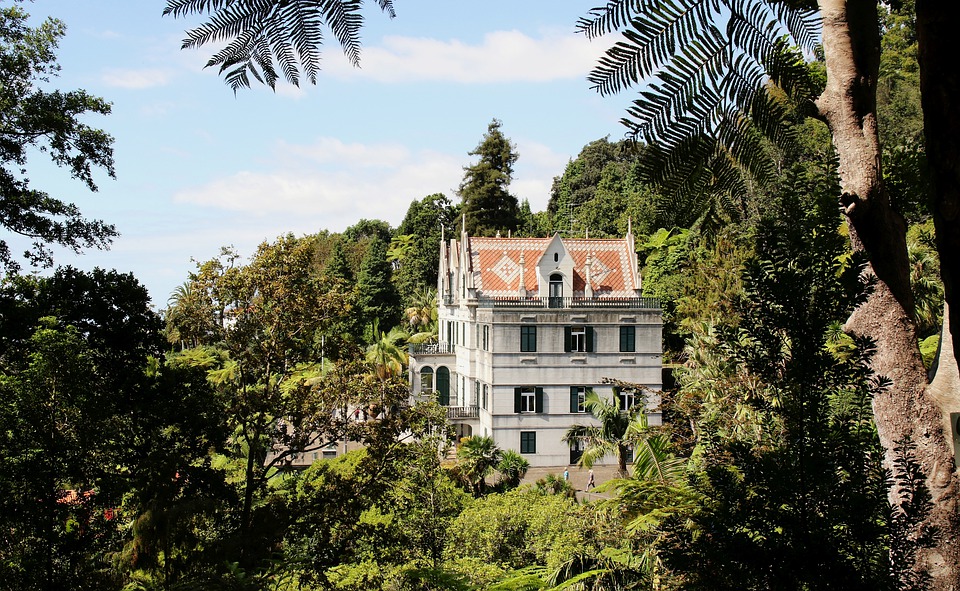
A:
549 273 563 308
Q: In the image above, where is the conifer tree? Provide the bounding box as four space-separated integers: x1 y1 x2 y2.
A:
323 239 354 285
459 119 520 236
356 236 401 335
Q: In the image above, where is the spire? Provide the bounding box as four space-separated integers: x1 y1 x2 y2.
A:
518 248 527 297
585 251 594 298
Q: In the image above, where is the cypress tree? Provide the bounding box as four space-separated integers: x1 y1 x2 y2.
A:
459 119 520 236
356 236 401 334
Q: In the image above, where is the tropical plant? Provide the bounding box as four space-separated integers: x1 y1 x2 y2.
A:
365 318 408 382
404 286 438 343
562 390 649 478
456 435 503 495
496 449 530 489
580 2 960 581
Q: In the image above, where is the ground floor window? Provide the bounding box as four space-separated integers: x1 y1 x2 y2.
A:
520 431 537 454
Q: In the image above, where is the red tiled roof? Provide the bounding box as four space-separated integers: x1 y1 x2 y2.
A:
468 236 637 297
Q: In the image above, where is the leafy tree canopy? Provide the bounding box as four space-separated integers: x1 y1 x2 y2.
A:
0 3 116 271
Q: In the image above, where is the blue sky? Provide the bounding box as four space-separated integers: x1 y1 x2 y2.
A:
20 1 634 307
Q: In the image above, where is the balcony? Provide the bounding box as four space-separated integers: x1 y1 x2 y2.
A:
446 405 479 420
409 342 455 355
477 296 660 310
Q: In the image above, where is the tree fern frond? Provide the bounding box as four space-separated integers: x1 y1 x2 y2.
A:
283 1 325 84
588 0 719 96
318 0 364 66
166 0 395 89
582 0 823 212
265 16 300 85
164 0 239 18
374 0 397 19
763 0 820 50
577 0 652 40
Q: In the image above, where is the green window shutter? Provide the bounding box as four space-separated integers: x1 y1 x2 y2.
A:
535 387 544 414
570 387 579 413
514 387 522 413
586 326 595 352
564 326 572 352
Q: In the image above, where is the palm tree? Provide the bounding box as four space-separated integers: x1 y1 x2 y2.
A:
496 449 529 489
365 318 408 381
562 390 646 478
456 435 502 496
365 319 408 415
404 287 438 344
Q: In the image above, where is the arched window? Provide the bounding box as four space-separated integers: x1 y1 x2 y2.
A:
549 273 563 308
420 367 434 393
436 366 451 406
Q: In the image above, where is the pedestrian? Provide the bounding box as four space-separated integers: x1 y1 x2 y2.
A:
563 468 569 481
586 469 595 490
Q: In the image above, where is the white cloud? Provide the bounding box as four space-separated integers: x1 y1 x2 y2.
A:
326 29 609 83
172 138 466 228
512 139 569 210
101 68 174 89
173 136 571 231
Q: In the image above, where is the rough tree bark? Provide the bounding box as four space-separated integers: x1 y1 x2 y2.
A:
816 0 960 588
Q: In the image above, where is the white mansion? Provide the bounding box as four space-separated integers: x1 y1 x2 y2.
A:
408 227 663 467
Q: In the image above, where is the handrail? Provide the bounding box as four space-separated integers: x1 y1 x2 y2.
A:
446 405 480 419
477 296 660 309
409 342 455 355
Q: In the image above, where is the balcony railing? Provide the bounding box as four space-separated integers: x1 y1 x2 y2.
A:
446 405 479 419
409 342 455 355
477 296 660 310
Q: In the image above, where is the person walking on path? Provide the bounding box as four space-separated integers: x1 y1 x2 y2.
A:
586 469 595 490
563 468 569 481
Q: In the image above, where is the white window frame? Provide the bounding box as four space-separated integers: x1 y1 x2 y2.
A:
571 326 587 352
574 386 586 413
619 389 637 412
520 386 537 413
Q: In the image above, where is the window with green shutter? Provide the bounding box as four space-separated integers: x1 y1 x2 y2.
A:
520 431 537 454
520 325 537 352
570 386 586 412
620 325 636 352
566 326 594 352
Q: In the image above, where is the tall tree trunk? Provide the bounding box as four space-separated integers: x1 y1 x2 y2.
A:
916 1 960 585
816 1 960 588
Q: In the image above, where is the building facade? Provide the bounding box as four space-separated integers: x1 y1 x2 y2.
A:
409 228 663 467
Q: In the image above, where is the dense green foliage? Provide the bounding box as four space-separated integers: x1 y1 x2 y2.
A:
1 2 947 588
